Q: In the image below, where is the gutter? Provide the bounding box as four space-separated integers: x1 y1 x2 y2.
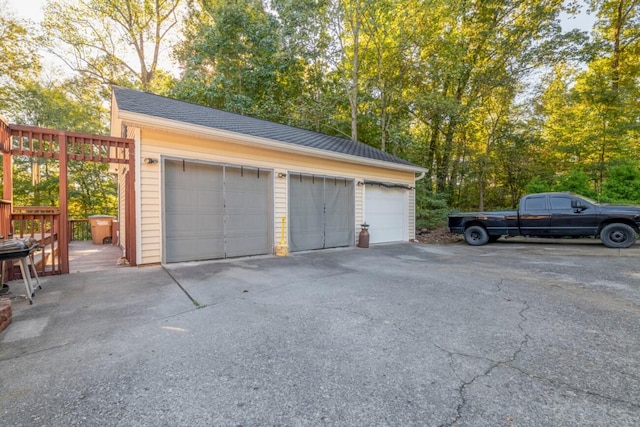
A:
363 180 414 190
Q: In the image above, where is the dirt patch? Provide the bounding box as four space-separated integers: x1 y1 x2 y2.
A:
415 228 463 244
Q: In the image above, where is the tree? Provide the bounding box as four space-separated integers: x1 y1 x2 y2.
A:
0 4 41 116
411 1 569 200
6 81 117 218
42 0 183 92
533 0 640 201
173 0 295 120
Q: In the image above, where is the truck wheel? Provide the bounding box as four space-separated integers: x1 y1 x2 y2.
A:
464 225 490 246
600 223 637 248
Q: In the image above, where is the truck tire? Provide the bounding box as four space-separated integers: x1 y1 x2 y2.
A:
464 225 490 246
600 223 637 248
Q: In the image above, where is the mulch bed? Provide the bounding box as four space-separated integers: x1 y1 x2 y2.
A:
414 228 463 244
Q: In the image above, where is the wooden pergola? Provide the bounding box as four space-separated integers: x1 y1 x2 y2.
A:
0 117 136 275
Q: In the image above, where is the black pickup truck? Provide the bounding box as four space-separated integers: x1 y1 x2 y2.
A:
448 192 640 248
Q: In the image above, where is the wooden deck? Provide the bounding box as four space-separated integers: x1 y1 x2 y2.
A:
68 241 127 273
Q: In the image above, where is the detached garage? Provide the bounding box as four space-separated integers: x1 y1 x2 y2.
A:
110 87 426 265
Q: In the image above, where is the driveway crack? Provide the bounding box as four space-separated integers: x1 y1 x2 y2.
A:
438 278 531 427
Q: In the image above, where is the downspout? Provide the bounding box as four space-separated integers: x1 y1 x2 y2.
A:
413 172 426 241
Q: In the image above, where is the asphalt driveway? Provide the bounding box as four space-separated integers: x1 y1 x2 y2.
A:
1 241 639 426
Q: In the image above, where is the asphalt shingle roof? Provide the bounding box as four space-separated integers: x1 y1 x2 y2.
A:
113 87 421 169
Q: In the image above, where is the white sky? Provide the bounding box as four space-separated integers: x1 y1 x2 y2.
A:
6 0 45 21
7 0 596 31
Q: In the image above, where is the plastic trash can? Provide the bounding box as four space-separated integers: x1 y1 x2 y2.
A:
88 215 114 244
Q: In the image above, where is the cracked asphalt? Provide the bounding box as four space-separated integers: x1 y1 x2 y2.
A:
1 241 639 426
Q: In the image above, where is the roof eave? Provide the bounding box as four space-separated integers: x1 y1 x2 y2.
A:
117 110 426 174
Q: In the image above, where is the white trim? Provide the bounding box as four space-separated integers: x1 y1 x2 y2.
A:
117 111 426 174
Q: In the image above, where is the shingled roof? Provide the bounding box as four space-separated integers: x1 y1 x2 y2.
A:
113 87 422 170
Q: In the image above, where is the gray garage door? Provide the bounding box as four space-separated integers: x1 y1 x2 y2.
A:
289 174 354 252
164 160 272 262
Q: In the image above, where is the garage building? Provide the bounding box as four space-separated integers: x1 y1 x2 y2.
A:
110 87 425 265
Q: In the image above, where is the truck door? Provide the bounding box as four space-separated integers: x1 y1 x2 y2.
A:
548 195 598 236
519 195 551 236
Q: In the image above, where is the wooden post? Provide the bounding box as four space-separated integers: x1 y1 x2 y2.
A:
126 145 137 266
1 120 12 202
58 132 69 274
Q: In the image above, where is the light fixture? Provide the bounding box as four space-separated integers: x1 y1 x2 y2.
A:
143 158 158 164
277 172 287 178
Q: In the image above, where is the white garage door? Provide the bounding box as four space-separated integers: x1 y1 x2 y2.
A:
289 174 355 252
364 184 409 244
164 160 272 262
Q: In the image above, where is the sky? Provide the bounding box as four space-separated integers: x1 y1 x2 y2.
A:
7 0 597 31
6 0 45 21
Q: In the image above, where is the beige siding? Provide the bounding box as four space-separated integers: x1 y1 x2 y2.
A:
274 170 287 248
409 189 416 241
118 171 126 248
139 142 162 264
128 128 416 265
355 182 364 244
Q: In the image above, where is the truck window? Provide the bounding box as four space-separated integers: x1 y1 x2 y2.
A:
550 196 573 210
525 196 546 210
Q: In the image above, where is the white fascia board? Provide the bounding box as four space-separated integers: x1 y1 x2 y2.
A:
117 111 426 174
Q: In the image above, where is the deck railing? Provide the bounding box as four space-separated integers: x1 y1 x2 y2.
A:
69 219 91 241
11 206 62 277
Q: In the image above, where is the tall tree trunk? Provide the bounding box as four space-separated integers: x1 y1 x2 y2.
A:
425 117 441 191
436 118 457 194
349 4 360 141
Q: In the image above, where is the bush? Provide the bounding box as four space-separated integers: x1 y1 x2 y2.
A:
416 190 450 230
601 162 640 204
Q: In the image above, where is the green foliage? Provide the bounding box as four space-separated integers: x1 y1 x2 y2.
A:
0 6 41 116
552 168 598 198
525 177 554 194
11 81 107 132
415 183 450 230
2 81 116 219
601 161 640 203
172 0 295 121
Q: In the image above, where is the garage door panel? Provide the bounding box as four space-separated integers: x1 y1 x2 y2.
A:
225 167 271 258
290 175 325 251
365 186 408 244
165 160 225 262
325 179 355 248
166 234 225 262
